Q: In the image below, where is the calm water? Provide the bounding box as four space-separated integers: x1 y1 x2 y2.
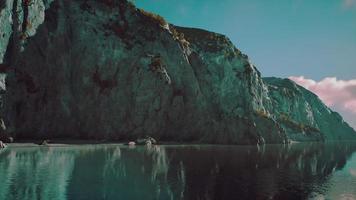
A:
1 143 356 200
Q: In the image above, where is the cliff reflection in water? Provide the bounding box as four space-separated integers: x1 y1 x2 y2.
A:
0 142 356 200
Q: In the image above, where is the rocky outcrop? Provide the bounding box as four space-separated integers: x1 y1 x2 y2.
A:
264 77 356 141
0 0 354 144
0 140 6 148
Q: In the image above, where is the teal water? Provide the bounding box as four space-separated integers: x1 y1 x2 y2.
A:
0 143 356 200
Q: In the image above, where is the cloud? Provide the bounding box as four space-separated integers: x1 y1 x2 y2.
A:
289 76 356 128
343 0 356 8
289 76 356 111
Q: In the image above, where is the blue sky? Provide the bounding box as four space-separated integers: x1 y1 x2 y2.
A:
135 0 356 80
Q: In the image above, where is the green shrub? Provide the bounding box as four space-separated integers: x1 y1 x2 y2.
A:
23 0 33 6
138 9 167 27
280 113 290 121
279 113 320 132
149 56 163 71
170 27 190 48
19 32 28 40
148 55 171 84
255 110 269 118
244 63 253 74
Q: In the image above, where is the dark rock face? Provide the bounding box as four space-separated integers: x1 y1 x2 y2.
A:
0 0 355 144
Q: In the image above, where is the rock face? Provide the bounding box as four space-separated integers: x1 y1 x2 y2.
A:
0 0 355 144
264 77 356 141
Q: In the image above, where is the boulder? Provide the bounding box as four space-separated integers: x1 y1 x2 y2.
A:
38 140 50 146
145 140 152 146
7 137 13 143
0 134 13 143
136 136 157 145
0 141 6 148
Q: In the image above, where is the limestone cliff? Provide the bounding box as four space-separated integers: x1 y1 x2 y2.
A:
0 0 354 144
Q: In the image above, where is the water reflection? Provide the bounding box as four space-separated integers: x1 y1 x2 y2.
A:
0 147 77 200
0 143 356 200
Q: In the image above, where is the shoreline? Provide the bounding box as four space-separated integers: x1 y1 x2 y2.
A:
1 139 215 148
2 140 356 149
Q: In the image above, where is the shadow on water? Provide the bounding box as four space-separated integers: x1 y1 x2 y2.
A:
0 142 356 200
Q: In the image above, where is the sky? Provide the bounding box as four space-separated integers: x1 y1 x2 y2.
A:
135 0 356 128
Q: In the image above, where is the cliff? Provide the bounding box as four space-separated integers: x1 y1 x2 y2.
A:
0 0 355 144
264 77 356 141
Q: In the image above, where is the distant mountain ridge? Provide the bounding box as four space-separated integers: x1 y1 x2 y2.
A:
0 0 354 144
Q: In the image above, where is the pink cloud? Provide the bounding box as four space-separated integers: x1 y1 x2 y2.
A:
345 100 356 111
343 0 356 8
289 76 356 113
289 76 356 128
